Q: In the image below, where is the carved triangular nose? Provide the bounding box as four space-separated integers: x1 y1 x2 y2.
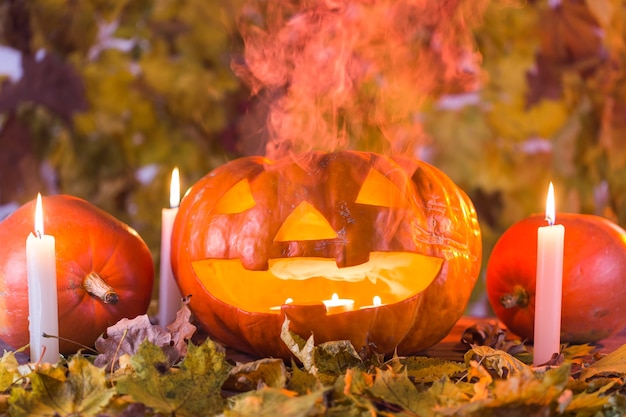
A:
274 201 338 242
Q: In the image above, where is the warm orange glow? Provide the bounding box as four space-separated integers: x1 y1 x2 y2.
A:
323 293 354 313
269 297 294 311
34 193 44 237
372 295 382 306
356 168 407 208
273 201 337 242
170 167 180 208
191 251 442 312
213 179 257 214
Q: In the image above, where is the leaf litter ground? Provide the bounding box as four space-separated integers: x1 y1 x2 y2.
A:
2 307 626 417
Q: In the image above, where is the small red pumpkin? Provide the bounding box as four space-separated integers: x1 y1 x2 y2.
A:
0 195 154 353
486 213 626 343
172 150 481 358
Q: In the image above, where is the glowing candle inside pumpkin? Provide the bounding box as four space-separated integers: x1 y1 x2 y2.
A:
26 193 59 363
360 295 383 309
533 182 565 366
322 293 354 313
158 167 182 326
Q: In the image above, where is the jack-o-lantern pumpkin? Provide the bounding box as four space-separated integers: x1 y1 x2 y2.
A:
171 150 481 358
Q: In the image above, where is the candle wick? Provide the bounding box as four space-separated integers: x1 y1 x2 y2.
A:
35 229 43 239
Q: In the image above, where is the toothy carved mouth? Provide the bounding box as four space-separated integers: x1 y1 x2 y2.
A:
191 252 443 313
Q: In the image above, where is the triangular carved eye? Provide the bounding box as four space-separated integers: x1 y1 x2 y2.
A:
274 201 338 242
213 179 257 214
355 168 407 208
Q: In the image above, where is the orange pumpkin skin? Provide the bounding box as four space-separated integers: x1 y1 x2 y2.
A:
486 213 626 343
172 150 481 358
0 195 154 354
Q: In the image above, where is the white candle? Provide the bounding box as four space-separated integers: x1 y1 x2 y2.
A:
26 193 59 363
533 182 565 366
158 167 182 327
322 293 354 314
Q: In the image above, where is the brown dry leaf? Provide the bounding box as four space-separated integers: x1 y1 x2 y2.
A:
166 296 197 360
280 317 316 374
465 345 528 378
224 358 288 392
580 343 626 380
94 315 176 371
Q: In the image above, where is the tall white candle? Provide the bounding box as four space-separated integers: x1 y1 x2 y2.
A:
158 167 182 326
26 193 60 363
533 182 565 366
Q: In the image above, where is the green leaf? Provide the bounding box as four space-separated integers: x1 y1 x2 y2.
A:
580 343 626 380
116 339 231 417
8 354 114 417
314 340 362 375
225 387 325 417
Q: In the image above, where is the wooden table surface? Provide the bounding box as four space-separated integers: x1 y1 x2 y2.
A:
420 316 626 362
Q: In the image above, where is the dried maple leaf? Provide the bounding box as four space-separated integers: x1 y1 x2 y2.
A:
465 345 528 378
224 358 288 392
165 296 197 360
94 315 177 371
226 387 325 417
8 354 115 416
116 339 230 417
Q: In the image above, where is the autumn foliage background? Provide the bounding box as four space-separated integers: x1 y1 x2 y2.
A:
0 0 623 309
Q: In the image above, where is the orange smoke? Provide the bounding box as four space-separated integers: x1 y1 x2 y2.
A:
233 0 488 159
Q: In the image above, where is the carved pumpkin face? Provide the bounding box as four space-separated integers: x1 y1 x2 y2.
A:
172 150 481 358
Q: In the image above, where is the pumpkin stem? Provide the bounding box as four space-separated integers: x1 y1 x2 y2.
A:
500 285 529 309
83 272 119 304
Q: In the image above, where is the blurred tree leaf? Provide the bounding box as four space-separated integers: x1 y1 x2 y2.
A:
0 53 87 124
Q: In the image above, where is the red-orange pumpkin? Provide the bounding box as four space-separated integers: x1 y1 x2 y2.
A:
487 213 626 343
172 150 481 358
0 195 154 354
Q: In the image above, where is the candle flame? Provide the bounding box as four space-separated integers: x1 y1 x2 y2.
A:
34 193 44 238
331 293 339 301
545 182 556 226
373 296 382 306
170 167 180 208
285 297 293 304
